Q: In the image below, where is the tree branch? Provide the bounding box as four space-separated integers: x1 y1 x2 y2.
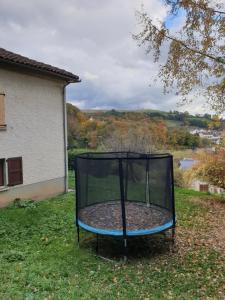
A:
213 9 225 15
166 0 225 15
188 0 225 15
151 23 225 64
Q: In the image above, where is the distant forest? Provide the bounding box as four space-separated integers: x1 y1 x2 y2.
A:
87 109 224 130
67 104 224 150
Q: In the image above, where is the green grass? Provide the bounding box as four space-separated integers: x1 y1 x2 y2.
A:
165 119 183 128
170 149 195 160
68 170 75 190
0 184 225 299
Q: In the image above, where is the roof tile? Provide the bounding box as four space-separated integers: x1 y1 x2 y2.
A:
0 48 79 82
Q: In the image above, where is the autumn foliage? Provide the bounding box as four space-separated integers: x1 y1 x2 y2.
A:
67 103 212 151
134 0 225 112
186 149 225 189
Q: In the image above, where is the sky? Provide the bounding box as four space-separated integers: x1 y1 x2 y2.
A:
0 0 213 113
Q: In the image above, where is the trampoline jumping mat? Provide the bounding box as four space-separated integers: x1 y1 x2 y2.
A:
79 201 172 234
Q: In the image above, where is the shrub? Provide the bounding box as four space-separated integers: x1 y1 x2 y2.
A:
68 148 95 170
174 168 186 188
7 198 37 209
186 149 225 189
68 149 78 170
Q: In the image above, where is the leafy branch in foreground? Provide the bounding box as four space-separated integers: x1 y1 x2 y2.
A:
134 0 225 113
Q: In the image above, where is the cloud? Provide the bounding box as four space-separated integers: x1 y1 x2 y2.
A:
0 0 210 113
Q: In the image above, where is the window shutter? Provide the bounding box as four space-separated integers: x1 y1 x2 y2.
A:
0 159 4 186
199 184 209 193
0 93 5 126
7 157 23 186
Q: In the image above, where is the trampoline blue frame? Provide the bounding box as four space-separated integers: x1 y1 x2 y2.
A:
77 219 174 236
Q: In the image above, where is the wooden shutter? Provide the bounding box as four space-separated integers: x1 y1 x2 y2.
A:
199 184 209 193
0 159 4 186
7 157 23 186
0 93 5 126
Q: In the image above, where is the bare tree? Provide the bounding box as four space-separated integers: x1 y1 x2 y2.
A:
101 128 161 153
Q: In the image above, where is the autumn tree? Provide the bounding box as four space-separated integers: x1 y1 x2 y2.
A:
220 132 225 147
101 120 168 153
134 0 225 113
67 103 87 148
208 114 223 130
186 149 225 189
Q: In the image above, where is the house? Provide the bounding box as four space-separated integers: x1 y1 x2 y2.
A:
190 180 225 195
190 128 221 144
0 48 80 207
179 158 225 195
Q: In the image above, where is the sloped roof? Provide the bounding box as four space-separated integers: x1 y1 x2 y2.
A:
0 48 80 83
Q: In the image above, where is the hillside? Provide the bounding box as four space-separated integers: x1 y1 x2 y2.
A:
67 104 222 150
83 108 224 130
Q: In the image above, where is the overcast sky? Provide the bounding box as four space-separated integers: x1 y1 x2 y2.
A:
0 0 213 113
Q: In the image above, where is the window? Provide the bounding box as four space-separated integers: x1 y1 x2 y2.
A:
7 157 23 186
0 159 4 187
0 93 6 129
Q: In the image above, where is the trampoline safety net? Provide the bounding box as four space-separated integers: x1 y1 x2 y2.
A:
75 152 175 236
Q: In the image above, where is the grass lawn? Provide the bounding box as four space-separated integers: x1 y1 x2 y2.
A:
0 183 225 299
165 119 183 129
170 149 196 160
68 170 75 190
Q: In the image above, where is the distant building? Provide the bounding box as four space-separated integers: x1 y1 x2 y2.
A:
179 158 225 195
190 180 225 195
0 48 80 207
190 129 221 144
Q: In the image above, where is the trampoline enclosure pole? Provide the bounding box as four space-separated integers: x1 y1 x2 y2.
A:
119 158 127 260
170 156 176 239
85 154 89 207
145 159 150 207
77 226 80 245
124 153 128 202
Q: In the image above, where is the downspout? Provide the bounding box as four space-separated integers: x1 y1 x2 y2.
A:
63 83 68 193
63 78 81 193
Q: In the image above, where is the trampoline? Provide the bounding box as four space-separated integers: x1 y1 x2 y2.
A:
74 152 176 257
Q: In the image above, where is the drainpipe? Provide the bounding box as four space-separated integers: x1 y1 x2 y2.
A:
63 83 68 193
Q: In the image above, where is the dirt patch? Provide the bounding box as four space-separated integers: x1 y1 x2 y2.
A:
191 196 225 209
79 197 225 258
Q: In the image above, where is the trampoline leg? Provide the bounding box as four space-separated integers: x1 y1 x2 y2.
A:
77 226 80 246
96 234 99 254
172 227 176 244
123 238 128 262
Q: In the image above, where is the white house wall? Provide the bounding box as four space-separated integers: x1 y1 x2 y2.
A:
0 68 66 200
